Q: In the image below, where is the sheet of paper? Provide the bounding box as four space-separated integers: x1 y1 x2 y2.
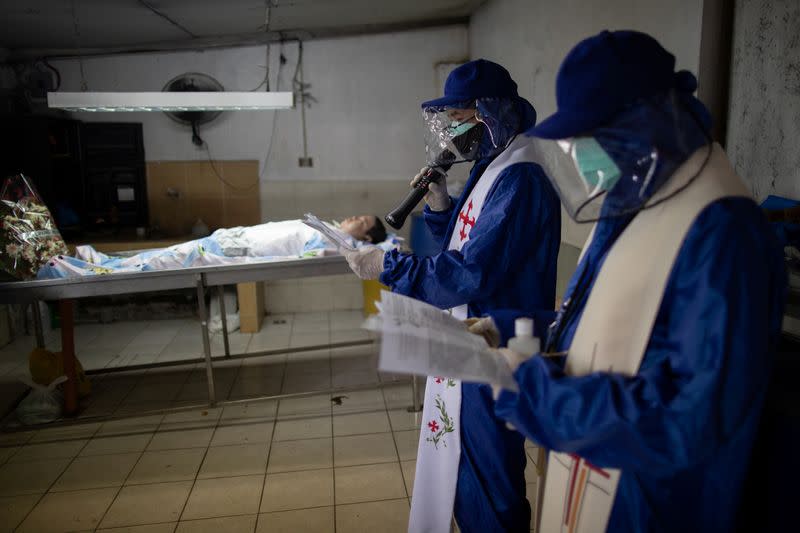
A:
302 213 356 252
365 291 517 391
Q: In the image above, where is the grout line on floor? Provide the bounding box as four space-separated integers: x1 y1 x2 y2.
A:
91 412 161 530
0 447 17 467
20 469 293 498
254 341 288 522
240 319 255 356
176 510 266 529
260 502 335 514
14 421 104 531
173 438 215 523
88 365 147 411
152 321 187 362
0 428 35 464
383 382 414 501
110 363 195 417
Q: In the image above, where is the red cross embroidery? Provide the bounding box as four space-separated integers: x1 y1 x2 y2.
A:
458 200 476 241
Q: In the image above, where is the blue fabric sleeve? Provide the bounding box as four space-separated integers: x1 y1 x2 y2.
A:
494 202 786 476
380 165 549 310
422 200 456 246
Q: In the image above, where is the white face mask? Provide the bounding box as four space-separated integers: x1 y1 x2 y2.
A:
571 138 623 193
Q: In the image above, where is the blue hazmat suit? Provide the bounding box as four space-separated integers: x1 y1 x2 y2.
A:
379 101 562 532
491 98 787 532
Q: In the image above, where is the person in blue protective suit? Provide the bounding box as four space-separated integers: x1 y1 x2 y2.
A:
344 59 561 532
476 31 787 533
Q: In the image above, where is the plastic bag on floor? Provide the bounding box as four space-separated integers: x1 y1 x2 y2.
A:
15 375 67 425
209 287 240 334
209 313 240 334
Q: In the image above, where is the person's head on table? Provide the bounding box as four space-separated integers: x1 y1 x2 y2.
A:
339 215 387 244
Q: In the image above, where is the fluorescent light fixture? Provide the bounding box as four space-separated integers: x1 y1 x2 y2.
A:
47 91 294 112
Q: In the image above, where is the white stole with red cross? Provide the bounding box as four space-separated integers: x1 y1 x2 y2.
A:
409 134 543 533
539 144 750 533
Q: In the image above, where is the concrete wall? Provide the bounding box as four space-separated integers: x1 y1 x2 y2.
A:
469 0 705 247
51 26 469 219
726 0 800 200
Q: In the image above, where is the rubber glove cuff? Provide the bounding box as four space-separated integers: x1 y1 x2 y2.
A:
344 246 386 280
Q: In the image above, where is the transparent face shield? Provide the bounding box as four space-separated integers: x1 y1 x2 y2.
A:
422 105 486 167
421 97 528 169
531 133 663 222
532 89 719 223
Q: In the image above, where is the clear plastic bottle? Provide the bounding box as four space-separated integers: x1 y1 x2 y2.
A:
192 218 210 237
507 318 540 355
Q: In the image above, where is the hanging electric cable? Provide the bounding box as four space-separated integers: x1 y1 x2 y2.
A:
43 60 61 90
258 41 288 180
203 141 260 192
298 41 308 165
247 44 272 92
69 0 88 91
248 0 275 92
292 40 315 167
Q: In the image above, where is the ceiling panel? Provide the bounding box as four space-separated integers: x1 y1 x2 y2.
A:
0 0 485 57
0 0 183 49
268 1 476 31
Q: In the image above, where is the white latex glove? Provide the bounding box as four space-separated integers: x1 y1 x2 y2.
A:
411 167 450 212
343 246 386 280
490 347 531 430
464 317 501 348
497 347 529 374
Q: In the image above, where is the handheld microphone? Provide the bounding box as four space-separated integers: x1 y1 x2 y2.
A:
385 152 455 230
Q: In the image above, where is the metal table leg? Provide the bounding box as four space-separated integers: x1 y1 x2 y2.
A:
407 375 422 412
31 301 45 349
217 285 231 358
59 300 79 416
196 275 216 406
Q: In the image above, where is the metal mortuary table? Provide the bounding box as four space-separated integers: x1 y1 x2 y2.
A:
0 255 421 424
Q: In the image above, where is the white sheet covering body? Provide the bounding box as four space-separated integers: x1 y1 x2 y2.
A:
215 220 321 257
37 219 388 279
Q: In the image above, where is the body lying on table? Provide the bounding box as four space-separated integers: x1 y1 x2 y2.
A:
37 216 391 279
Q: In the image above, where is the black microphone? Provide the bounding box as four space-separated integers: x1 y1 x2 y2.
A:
385 152 455 230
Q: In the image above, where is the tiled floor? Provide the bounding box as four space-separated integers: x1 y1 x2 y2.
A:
0 311 542 532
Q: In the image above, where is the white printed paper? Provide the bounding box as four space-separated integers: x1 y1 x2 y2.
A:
365 291 517 391
302 213 356 252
